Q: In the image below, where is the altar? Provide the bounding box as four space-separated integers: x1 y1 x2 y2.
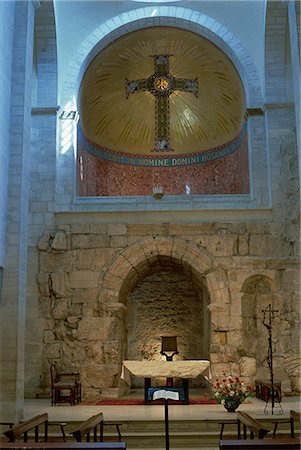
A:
121 360 211 404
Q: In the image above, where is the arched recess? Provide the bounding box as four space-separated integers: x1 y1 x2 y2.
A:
241 275 275 365
241 273 300 392
101 236 230 382
56 5 269 211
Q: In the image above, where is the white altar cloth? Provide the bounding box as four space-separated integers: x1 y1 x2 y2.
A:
121 360 210 385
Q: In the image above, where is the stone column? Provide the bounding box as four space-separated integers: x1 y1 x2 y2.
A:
0 0 37 422
0 1 14 267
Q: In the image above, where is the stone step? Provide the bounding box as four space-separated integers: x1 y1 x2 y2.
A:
44 418 298 449
45 420 238 449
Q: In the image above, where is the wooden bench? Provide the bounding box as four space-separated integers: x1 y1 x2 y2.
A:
3 413 49 442
70 413 122 443
237 411 270 439
0 443 126 449
272 409 300 438
220 438 300 449
218 419 239 439
2 419 67 443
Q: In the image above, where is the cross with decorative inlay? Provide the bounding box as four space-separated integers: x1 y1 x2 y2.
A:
126 55 198 152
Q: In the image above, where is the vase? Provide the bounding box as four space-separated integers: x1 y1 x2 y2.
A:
224 399 241 412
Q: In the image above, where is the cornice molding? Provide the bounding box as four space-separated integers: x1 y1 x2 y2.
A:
265 102 294 109
32 106 60 115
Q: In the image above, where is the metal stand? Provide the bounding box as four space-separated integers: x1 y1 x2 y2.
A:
150 389 181 450
164 399 170 450
261 304 283 415
161 348 178 390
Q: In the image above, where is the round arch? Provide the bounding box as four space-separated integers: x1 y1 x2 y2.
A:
60 6 263 110
101 236 231 378
240 274 276 381
101 236 228 305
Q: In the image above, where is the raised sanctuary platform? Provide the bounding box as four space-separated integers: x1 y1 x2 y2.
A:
8 394 299 449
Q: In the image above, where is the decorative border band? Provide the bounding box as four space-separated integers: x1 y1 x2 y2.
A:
78 122 247 167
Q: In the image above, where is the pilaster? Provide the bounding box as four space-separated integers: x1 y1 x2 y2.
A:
0 0 36 422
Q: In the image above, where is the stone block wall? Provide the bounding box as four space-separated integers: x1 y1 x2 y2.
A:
36 221 300 400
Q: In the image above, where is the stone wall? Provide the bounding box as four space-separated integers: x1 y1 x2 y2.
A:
37 221 300 400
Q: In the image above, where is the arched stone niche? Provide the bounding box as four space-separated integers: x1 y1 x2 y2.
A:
241 274 275 363
102 236 233 392
240 274 298 393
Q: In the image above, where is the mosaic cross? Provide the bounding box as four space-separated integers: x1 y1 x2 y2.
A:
126 55 198 152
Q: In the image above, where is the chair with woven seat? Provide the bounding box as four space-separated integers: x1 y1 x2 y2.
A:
50 364 81 406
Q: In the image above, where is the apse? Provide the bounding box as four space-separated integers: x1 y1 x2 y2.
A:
77 26 249 197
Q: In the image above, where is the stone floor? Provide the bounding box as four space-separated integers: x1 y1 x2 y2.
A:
22 390 300 422
2 391 300 450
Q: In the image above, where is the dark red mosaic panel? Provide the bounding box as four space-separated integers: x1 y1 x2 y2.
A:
77 135 250 197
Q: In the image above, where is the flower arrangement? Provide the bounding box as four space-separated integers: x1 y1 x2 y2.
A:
139 341 159 360
210 375 254 405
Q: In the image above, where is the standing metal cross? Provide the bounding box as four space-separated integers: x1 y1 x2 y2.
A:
126 55 198 152
261 304 282 414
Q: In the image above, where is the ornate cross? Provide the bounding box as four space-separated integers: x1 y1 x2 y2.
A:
126 55 198 152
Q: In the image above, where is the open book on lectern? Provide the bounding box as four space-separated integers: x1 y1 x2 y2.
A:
152 389 180 401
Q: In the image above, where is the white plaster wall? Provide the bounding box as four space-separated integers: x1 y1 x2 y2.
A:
54 0 266 102
0 1 15 267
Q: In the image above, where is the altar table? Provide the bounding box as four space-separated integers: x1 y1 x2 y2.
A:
121 360 210 404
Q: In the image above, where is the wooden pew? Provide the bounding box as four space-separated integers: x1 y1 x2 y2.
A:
237 412 270 439
0 443 126 449
3 413 48 443
70 413 122 443
220 438 300 449
218 419 239 439
272 409 300 438
0 423 14 429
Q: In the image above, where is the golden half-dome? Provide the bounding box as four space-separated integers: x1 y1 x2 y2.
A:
79 27 245 155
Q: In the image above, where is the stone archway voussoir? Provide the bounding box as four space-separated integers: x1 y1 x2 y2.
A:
124 247 152 267
206 269 230 304
139 239 160 260
104 255 135 281
170 239 189 261
183 249 214 274
101 289 119 304
102 273 124 292
153 237 174 258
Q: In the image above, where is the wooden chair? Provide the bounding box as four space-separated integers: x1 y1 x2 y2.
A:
50 364 81 406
